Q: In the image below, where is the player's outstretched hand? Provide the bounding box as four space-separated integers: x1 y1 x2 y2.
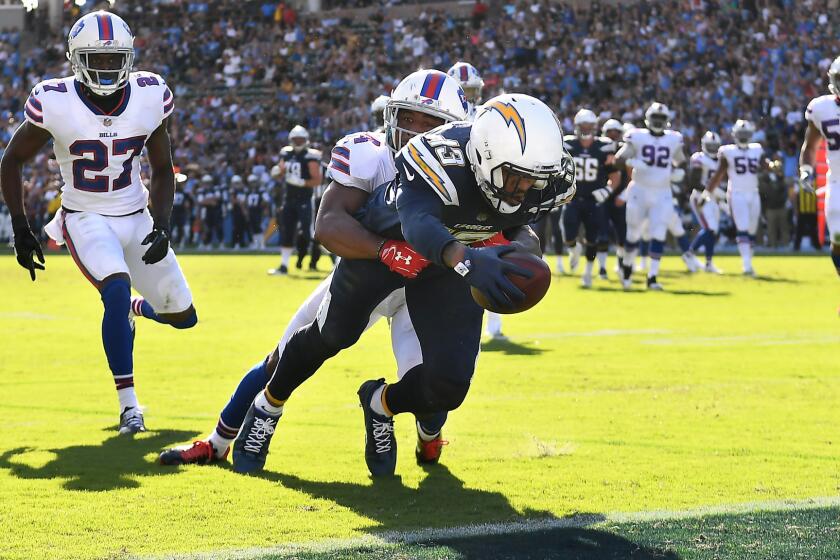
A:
460 246 532 309
12 216 45 281
592 187 611 204
379 240 430 279
141 225 170 265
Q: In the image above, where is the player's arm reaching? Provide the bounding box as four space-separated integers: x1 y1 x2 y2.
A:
141 119 176 265
0 121 52 280
798 120 823 193
706 152 728 194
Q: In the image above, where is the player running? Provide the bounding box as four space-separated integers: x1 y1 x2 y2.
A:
232 94 575 477
614 102 687 290
562 109 619 287
707 119 765 276
159 70 472 468
2 11 196 434
688 131 724 273
800 55 840 314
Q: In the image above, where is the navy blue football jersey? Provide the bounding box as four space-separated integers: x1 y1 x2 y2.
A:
563 135 616 198
356 122 575 264
279 146 320 201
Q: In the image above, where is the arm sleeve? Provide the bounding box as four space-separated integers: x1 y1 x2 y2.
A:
395 156 457 266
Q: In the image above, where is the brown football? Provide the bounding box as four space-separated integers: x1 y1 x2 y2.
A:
471 251 551 314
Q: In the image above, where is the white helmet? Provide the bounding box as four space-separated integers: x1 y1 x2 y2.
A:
573 109 598 139
470 93 576 215
700 131 721 157
447 61 484 104
828 55 840 98
601 118 623 137
289 125 309 152
370 94 389 125
644 102 671 134
732 119 755 148
67 11 135 97
384 69 469 151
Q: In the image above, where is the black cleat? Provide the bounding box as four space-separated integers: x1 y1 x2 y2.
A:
646 275 664 290
358 379 397 477
118 407 146 435
598 267 608 280
232 403 280 474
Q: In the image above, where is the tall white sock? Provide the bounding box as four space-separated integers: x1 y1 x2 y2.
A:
280 247 293 267
584 260 594 276
596 251 607 270
208 431 234 457
118 387 139 411
486 312 503 336
648 258 661 278
738 241 752 271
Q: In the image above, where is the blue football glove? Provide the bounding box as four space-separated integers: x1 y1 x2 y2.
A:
457 245 533 309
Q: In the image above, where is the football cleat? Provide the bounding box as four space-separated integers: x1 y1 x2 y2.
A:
267 265 288 276
704 262 723 275
621 278 633 291
159 440 228 466
358 379 397 477
646 276 664 291
581 271 592 288
232 403 280 474
681 252 700 273
598 267 608 280
118 407 146 435
743 269 757 278
295 256 304 270
416 435 448 465
569 246 581 273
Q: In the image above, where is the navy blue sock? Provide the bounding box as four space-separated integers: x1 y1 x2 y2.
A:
132 297 197 329
640 240 650 257
417 412 448 437
705 232 717 260
677 234 691 253
649 239 665 259
216 361 272 438
101 279 133 385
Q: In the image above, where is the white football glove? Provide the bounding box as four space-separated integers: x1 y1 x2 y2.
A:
798 164 815 193
670 168 685 183
592 187 611 204
286 175 305 187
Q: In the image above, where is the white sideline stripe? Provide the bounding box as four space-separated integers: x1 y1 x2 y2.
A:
148 496 840 560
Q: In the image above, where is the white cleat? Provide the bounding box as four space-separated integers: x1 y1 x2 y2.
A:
681 252 700 273
743 269 757 278
581 272 592 289
704 262 723 275
555 259 566 275
621 278 633 291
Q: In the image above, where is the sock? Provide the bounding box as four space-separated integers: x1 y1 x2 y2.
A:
101 279 134 409
623 246 638 277
677 234 691 253
280 247 293 267
584 260 594 276
417 421 440 441
370 384 392 417
597 251 607 270
118 387 139 411
705 233 717 261
737 234 752 271
211 361 272 452
648 258 661 278
131 296 197 329
486 312 502 336
254 389 284 416
555 256 565 273
570 242 582 265
416 412 447 440
640 240 650 257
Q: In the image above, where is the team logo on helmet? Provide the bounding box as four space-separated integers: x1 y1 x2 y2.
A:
487 101 527 154
458 89 468 113
70 20 85 38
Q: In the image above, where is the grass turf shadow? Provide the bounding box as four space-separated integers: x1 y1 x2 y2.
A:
255 465 677 559
0 429 199 491
480 338 548 355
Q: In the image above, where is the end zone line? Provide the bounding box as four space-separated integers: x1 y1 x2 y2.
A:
149 495 840 560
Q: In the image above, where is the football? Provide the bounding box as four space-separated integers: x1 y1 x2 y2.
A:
471 250 551 314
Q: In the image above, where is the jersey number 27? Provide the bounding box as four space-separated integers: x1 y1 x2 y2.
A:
70 136 146 192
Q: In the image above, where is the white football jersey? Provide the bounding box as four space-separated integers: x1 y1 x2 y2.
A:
326 131 396 193
24 72 174 215
718 143 763 192
690 151 720 189
622 128 684 189
805 95 840 183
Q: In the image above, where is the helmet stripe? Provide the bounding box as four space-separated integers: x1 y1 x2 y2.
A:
420 73 444 100
97 14 114 40
460 66 468 82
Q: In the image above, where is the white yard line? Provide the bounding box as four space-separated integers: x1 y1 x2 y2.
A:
152 495 840 560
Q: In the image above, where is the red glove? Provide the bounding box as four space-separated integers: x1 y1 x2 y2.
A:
469 232 510 248
378 240 430 279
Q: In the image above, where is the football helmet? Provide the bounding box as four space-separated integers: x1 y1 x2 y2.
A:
370 94 389 127
701 131 721 157
573 109 598 139
732 119 755 148
67 11 135 96
601 118 623 137
289 125 309 153
828 55 840 98
384 69 468 152
644 102 671 134
447 61 484 104
470 94 576 215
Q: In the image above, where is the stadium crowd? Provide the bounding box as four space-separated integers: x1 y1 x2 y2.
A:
0 0 834 251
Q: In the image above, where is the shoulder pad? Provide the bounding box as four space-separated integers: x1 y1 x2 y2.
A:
280 146 294 154
327 131 388 190
306 149 323 160
398 135 460 206
597 138 617 152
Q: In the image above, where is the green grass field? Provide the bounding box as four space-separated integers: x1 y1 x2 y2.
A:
0 254 838 560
